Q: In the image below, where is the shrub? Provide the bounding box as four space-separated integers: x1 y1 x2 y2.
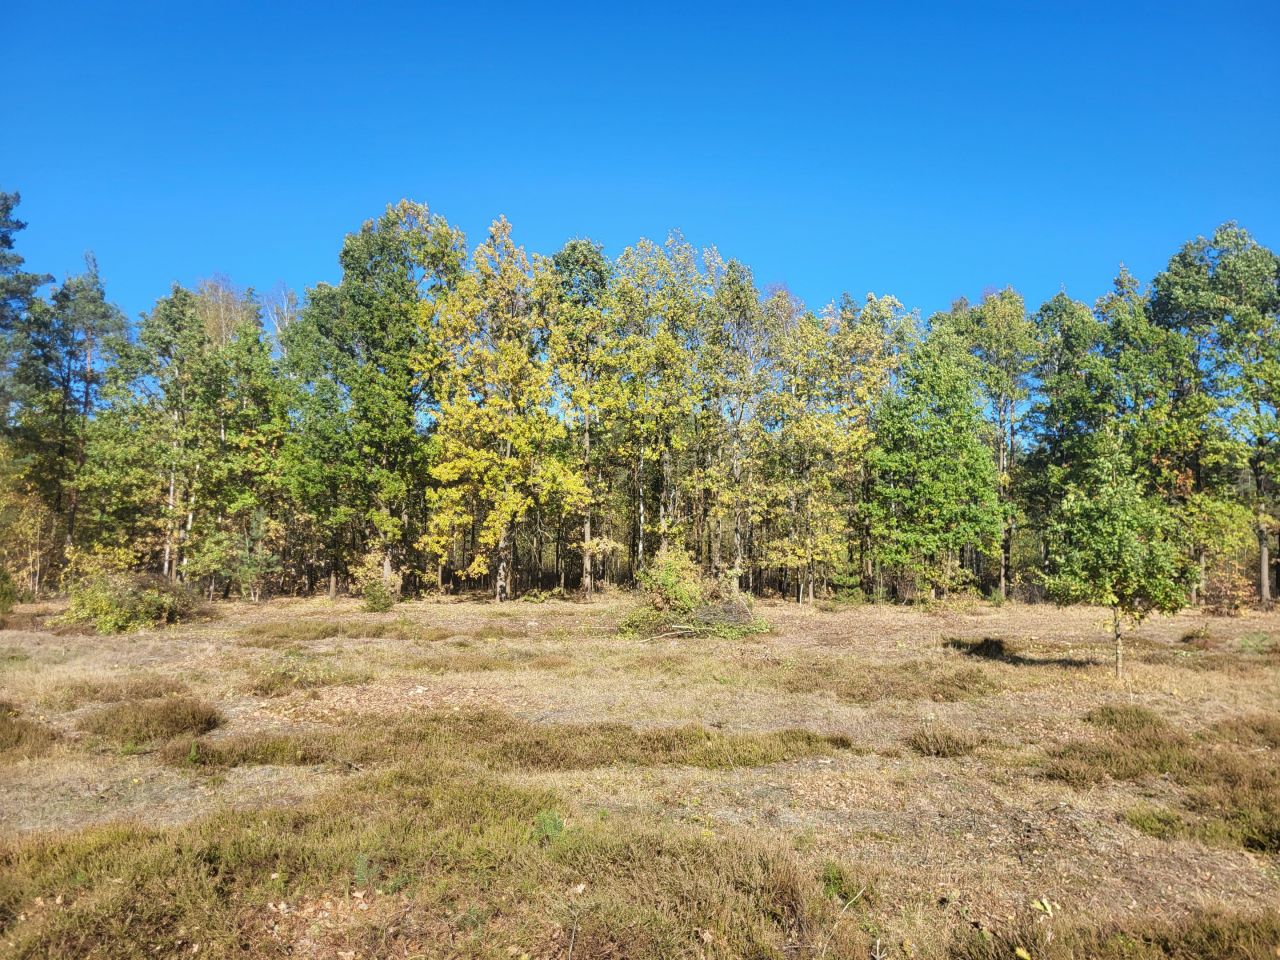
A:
0 569 16 614
635 546 704 615
532 808 564 844
61 572 193 633
353 549 400 612
1203 554 1254 616
623 548 768 640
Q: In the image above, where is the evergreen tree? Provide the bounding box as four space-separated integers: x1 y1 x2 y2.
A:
868 325 1002 599
5 255 125 573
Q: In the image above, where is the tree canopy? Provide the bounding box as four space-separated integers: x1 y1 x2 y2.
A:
2 191 1277 614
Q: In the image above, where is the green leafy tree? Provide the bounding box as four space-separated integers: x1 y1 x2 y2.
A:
5 255 126 573
285 201 464 594
944 288 1038 597
868 325 1002 599
1152 223 1280 603
1043 431 1196 676
547 237 612 597
427 218 583 600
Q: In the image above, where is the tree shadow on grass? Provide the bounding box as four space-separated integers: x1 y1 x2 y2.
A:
943 636 1096 669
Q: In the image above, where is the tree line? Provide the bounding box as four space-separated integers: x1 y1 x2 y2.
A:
2 192 1277 610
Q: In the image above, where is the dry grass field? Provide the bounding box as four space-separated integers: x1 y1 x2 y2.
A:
1 594 1278 959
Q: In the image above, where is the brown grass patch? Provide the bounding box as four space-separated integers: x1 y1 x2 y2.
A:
248 663 374 696
163 710 856 773
50 674 188 708
1047 706 1280 852
949 908 1280 960
906 727 981 758
76 696 223 746
0 762 860 960
0 700 57 762
238 618 452 647
405 645 573 674
775 657 996 703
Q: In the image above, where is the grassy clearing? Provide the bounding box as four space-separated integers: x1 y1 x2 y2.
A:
1047 707 1280 852
76 696 223 747
163 709 857 773
237 617 452 647
3 750 1275 958
0 700 57 763
5 600 1279 957
774 657 997 704
0 760 871 959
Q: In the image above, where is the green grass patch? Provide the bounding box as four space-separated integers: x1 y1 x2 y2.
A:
1124 804 1184 840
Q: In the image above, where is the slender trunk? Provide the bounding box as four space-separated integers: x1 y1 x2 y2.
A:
637 485 646 571
658 445 671 553
162 468 176 579
1259 523 1272 606
1113 607 1123 680
582 512 593 599
495 524 511 602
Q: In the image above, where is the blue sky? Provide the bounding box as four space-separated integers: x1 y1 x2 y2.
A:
7 0 1278 323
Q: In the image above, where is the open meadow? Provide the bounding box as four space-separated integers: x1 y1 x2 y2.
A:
2 596 1278 959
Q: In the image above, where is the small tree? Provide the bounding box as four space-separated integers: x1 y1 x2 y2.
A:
1042 433 1195 677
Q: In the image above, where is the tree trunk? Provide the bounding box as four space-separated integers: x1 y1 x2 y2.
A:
1113 607 1124 680
582 512 593 600
1259 523 1272 607
495 525 511 602
1000 525 1011 601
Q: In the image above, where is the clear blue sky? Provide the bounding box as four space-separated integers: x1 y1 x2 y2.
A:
7 0 1278 323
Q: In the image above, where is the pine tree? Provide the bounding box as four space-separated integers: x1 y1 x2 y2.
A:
868 325 1002 599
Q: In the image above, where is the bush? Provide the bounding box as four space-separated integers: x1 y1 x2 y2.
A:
635 546 704 615
0 569 16 615
1203 554 1253 616
61 572 193 634
353 549 400 612
623 548 768 640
